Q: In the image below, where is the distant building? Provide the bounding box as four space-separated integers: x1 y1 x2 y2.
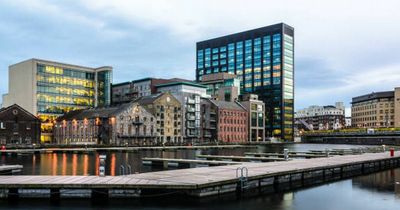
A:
54 102 156 146
196 23 295 141
240 94 265 142
199 73 240 101
2 58 112 143
295 102 345 131
345 117 352 128
0 104 41 146
352 88 400 128
138 92 183 145
111 77 190 105
201 99 248 143
156 82 208 144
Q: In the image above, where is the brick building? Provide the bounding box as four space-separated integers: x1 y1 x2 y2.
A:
0 104 41 146
201 99 248 143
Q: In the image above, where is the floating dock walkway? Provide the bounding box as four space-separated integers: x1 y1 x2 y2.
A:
0 165 23 175
0 145 255 155
142 157 241 168
0 152 399 199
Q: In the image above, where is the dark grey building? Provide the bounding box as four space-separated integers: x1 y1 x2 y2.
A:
196 23 294 141
0 104 41 146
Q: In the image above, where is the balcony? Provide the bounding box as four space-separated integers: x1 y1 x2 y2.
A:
187 98 195 104
187 115 196 121
186 123 195 128
187 107 195 112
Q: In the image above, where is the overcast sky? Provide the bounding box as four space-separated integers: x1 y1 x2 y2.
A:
1 0 400 114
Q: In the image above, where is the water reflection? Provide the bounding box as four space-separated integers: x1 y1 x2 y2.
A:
353 168 400 196
0 144 375 176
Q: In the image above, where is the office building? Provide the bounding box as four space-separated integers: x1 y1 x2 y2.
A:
156 82 208 144
2 58 112 143
352 89 400 128
0 104 41 146
199 72 240 101
196 23 294 141
295 102 345 131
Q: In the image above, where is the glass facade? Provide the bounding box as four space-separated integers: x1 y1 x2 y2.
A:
196 23 294 141
36 64 112 143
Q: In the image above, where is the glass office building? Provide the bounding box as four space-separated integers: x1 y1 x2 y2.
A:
196 23 294 141
2 59 112 143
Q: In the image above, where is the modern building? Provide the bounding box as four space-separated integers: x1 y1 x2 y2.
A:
54 101 156 146
2 58 112 143
0 104 41 146
199 72 240 101
352 89 400 128
196 23 294 141
201 98 248 143
111 77 190 105
240 94 265 142
295 102 345 131
156 82 208 144
138 92 183 145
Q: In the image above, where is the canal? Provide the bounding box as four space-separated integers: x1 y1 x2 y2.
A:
0 144 399 209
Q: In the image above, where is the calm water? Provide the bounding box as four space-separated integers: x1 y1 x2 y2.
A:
0 144 372 176
1 144 399 210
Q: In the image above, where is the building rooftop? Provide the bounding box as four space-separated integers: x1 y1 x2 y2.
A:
10 58 112 71
210 100 246 111
156 81 207 89
57 103 133 121
197 23 293 47
352 91 394 104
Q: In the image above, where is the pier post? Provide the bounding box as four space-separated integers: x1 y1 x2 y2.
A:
8 188 18 200
92 188 109 200
283 149 289 161
50 188 60 201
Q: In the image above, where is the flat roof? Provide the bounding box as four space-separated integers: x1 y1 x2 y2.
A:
197 23 294 48
352 91 394 104
156 81 207 89
10 58 112 72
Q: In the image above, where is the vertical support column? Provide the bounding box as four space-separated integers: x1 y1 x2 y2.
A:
340 166 344 179
8 188 18 200
50 188 60 201
273 176 279 192
92 188 109 200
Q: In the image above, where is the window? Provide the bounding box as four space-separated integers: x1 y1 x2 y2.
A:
0 122 4 129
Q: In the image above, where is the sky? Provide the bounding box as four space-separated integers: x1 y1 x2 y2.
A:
1 0 400 115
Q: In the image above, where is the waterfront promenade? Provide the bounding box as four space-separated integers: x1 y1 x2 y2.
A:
0 152 399 199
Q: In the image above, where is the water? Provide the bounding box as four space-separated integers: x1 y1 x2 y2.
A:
0 144 371 176
1 143 399 210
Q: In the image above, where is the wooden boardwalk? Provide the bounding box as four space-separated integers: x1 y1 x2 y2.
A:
0 152 399 199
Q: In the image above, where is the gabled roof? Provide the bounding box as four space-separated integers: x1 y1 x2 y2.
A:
57 102 135 121
0 104 40 120
210 100 246 111
137 93 164 105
